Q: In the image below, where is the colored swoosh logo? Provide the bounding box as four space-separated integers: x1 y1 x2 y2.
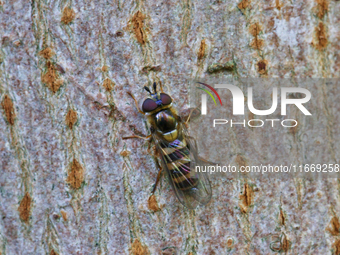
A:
197 87 217 105
196 82 223 106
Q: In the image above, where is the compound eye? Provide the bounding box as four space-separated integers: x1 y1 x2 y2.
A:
142 98 158 112
160 93 172 105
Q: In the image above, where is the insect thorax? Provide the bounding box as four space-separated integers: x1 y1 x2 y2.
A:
153 109 178 142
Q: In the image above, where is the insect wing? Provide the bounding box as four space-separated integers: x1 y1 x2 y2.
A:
154 123 212 209
181 124 212 205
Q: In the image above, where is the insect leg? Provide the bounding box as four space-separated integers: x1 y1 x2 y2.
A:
184 107 198 125
122 134 152 140
151 161 163 194
127 91 145 115
159 80 164 93
147 136 154 154
123 126 155 141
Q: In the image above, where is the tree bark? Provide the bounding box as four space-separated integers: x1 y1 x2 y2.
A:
0 0 339 254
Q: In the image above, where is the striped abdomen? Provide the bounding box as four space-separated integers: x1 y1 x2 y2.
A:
161 138 198 191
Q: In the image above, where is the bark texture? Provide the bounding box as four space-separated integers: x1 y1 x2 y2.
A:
0 0 339 254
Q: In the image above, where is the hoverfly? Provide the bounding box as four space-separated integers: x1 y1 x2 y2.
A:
123 82 212 209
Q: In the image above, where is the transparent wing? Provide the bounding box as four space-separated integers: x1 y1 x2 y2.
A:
154 122 212 209
181 123 212 205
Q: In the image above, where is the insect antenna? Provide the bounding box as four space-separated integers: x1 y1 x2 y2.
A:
153 82 157 93
144 86 152 95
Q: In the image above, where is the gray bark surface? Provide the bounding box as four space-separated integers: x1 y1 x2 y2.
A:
0 0 339 254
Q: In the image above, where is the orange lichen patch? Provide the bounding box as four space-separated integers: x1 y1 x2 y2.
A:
248 112 256 129
235 155 247 168
250 37 264 50
239 183 253 213
289 121 299 135
248 111 254 122
1 95 15 125
41 61 63 93
39 47 55 59
276 0 283 10
249 23 262 37
148 195 161 212
101 65 108 72
333 239 340 255
238 0 250 9
249 23 264 50
65 109 77 129
279 208 285 225
120 150 131 157
314 22 328 50
131 11 147 44
327 216 340 236
131 239 149 255
50 250 59 255
315 0 328 19
267 17 275 30
18 192 32 223
226 238 234 249
66 159 85 189
197 39 206 60
61 7 75 24
281 234 290 252
103 78 115 92
60 210 68 221
257 59 268 75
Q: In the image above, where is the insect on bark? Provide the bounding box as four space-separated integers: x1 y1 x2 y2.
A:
123 82 212 209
